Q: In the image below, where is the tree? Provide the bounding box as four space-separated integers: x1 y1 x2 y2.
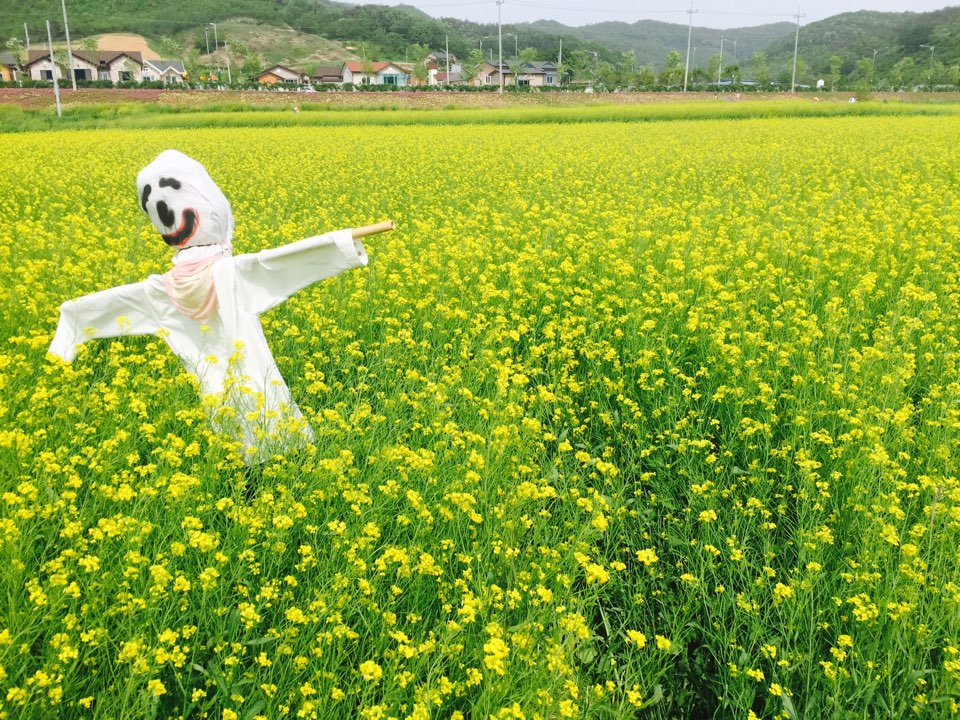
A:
156 35 182 59
707 54 721 83
828 54 842 91
409 42 430 84
506 56 524 86
461 48 483 85
751 51 769 86
633 64 656 88
946 64 960 89
183 49 201 82
5 37 25 66
241 55 261 84
661 49 683 87
617 50 635 87
889 56 915 89
519 46 537 63
595 61 616 89
80 36 98 54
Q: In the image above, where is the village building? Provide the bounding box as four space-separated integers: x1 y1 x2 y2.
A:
0 53 19 82
342 61 410 86
474 59 558 87
142 59 186 84
255 65 307 85
312 64 345 84
24 49 145 83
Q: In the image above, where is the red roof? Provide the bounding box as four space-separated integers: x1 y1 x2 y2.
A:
345 61 400 74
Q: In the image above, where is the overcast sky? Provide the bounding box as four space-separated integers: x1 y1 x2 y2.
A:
387 0 956 29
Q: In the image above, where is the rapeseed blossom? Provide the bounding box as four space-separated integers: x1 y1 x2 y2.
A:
0 109 959 718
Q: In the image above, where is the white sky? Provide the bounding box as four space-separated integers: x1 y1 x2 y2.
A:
390 1 957 29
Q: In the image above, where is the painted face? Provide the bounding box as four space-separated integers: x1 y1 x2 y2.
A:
136 150 234 250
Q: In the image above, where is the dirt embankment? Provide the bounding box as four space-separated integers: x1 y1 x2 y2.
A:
93 34 161 60
1 86 956 112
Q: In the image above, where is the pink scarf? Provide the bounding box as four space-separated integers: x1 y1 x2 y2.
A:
161 255 220 323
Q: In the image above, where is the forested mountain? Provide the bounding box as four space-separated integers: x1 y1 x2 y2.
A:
526 18 795 69
762 7 960 85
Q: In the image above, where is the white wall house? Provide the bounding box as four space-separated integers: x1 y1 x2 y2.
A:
143 59 185 84
24 50 144 83
343 61 410 86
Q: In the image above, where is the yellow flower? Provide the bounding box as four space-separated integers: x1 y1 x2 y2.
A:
359 660 383 683
636 548 659 565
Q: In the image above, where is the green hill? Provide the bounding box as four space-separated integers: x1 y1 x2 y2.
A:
763 7 960 86
526 18 796 69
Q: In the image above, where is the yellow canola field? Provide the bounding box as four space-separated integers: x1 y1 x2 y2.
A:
0 116 959 718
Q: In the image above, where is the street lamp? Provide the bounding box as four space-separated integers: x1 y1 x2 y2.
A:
211 23 220 77
872 47 887 87
497 0 503 94
920 44 935 88
716 36 737 86
690 41 708 83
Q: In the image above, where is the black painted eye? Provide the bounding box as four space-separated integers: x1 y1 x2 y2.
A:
140 184 152 212
156 200 176 228
159 177 182 190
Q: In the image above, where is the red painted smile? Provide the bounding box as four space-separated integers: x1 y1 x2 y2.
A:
161 208 199 247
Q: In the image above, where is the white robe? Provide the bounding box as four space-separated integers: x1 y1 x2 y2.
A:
49 229 368 462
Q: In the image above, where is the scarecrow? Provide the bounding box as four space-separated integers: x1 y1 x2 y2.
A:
49 149 393 463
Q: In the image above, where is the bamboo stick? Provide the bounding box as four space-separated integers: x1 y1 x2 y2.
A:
352 220 396 239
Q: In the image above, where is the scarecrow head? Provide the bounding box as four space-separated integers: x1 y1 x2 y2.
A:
136 150 234 250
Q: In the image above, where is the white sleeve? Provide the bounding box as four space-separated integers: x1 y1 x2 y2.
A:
231 229 368 315
49 281 160 362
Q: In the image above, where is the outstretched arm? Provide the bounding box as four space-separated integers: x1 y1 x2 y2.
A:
232 228 369 316
49 281 160 362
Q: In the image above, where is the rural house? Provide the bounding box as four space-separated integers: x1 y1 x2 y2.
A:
426 52 459 85
343 61 410 86
474 60 558 87
24 50 144 83
311 64 345 84
516 60 558 87
142 59 185 84
255 65 307 85
0 53 19 82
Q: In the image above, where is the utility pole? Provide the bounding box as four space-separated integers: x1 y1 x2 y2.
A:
445 34 449 86
60 0 76 90
718 33 724 86
872 47 885 87
497 0 504 94
791 7 804 93
24 23 30 52
212 23 220 77
46 20 62 117
225 41 231 84
683 0 696 92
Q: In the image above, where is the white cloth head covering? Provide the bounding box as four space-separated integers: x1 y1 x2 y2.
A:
136 150 235 252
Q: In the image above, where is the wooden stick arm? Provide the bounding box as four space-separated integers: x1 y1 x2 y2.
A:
352 220 396 239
